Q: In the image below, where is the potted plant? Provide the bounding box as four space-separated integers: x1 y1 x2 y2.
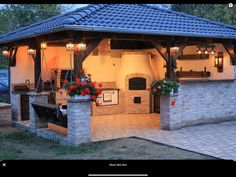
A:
63 69 102 102
150 79 181 96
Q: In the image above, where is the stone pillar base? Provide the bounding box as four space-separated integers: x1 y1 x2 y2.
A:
67 96 91 146
160 94 182 130
28 92 49 132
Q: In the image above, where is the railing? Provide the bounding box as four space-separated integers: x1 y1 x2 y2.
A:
0 83 10 103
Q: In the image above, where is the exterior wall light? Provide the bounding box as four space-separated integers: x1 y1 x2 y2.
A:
197 45 215 55
210 47 215 55
214 52 223 72
41 42 47 49
171 46 179 52
75 42 86 51
204 47 208 54
66 43 75 51
27 48 35 56
2 48 10 57
197 47 202 54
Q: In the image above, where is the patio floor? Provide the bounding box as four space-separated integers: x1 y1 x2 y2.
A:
91 113 160 141
91 114 236 160
14 114 236 160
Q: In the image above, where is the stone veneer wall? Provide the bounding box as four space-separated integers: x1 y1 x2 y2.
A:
67 97 91 146
161 79 236 130
28 92 49 132
11 92 21 121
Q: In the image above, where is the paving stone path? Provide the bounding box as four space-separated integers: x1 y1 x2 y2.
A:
91 114 236 160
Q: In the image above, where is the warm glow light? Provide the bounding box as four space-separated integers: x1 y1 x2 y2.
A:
219 58 223 65
75 42 86 51
171 46 179 52
41 42 47 49
198 50 202 54
66 43 75 51
215 57 219 66
211 50 215 54
2 50 10 57
28 48 35 55
204 50 208 54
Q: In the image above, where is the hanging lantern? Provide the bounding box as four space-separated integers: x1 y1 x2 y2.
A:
41 42 47 49
170 46 179 53
66 43 75 51
28 48 35 55
196 46 202 54
210 46 216 55
75 41 86 51
204 47 208 54
2 49 10 57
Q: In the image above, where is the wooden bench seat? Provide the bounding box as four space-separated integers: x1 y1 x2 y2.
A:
31 102 67 128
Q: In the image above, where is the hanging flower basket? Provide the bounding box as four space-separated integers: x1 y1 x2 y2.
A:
151 79 181 96
63 69 103 102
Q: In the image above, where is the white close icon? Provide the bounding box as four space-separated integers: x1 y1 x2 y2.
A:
229 3 233 7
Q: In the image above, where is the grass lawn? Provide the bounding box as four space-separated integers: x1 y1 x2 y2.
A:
0 127 216 160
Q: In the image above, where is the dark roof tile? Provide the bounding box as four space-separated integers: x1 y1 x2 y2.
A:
1 4 236 44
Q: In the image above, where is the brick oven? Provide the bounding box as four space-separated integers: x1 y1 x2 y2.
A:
91 51 155 115
117 51 154 114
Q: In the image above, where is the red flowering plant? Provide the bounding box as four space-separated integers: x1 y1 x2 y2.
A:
150 79 180 96
63 69 103 102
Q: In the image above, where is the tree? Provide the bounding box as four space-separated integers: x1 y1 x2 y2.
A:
0 4 62 34
171 4 236 25
0 4 63 69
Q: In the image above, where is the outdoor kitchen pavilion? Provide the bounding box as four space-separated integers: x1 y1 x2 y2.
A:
1 4 236 145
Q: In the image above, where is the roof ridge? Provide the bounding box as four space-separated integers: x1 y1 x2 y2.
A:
62 4 108 25
0 4 107 40
141 4 236 30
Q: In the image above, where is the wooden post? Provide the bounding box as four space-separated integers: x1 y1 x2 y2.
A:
166 43 175 80
34 43 42 93
73 52 83 77
73 39 102 77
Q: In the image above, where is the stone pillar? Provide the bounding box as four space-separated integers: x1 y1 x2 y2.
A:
11 92 21 121
67 96 91 146
160 94 182 130
28 92 49 132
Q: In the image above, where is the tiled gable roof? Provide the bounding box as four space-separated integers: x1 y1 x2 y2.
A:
1 4 236 44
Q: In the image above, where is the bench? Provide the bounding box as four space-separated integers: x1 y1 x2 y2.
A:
31 102 67 128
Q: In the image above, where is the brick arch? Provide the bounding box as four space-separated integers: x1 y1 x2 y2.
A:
125 73 151 90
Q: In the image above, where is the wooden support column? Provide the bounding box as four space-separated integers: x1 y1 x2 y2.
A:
223 43 236 65
74 39 102 77
34 42 42 93
166 43 175 80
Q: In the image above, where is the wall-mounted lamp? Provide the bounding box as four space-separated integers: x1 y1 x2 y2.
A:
214 52 223 72
41 42 47 49
2 47 10 57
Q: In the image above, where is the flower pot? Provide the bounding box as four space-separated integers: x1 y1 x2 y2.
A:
71 94 90 100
